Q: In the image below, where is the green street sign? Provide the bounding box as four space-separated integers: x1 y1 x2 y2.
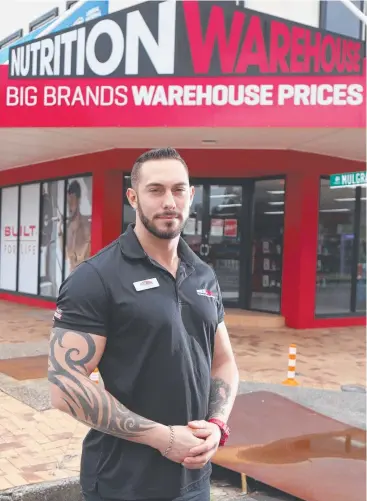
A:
330 171 366 189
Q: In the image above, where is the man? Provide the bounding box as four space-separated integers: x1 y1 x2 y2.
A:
48 147 239 501
58 179 91 273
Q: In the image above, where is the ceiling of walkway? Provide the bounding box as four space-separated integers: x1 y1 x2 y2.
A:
0 127 365 172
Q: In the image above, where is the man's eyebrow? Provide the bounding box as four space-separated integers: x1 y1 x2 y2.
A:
145 182 189 188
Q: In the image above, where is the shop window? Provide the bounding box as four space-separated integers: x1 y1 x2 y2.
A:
320 0 364 38
39 180 65 297
356 187 366 312
0 186 19 291
250 178 285 313
315 179 365 315
66 1 78 9
0 29 23 50
18 183 41 295
63 177 93 278
29 8 59 32
0 175 92 299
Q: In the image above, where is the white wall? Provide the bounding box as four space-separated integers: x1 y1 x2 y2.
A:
0 1 67 42
245 0 320 27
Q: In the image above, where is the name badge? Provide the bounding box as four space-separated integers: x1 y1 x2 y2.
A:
133 278 160 291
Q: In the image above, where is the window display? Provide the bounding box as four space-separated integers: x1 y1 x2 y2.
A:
356 187 366 312
18 183 40 295
315 179 365 315
0 175 92 298
63 177 92 278
0 186 19 291
39 180 65 298
250 178 285 313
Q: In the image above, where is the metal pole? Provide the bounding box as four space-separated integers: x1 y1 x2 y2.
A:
336 0 367 25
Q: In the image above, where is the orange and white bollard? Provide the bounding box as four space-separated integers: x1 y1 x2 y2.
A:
282 344 299 386
90 368 100 384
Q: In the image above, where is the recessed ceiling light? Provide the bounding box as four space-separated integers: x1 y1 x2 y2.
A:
264 211 284 215
335 198 367 202
201 139 217 144
268 201 284 205
267 190 285 194
320 208 350 212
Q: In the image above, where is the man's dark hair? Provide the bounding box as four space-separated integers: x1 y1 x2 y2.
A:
67 180 81 199
130 147 189 189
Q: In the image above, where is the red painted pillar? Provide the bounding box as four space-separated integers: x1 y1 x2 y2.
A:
91 169 123 255
281 172 320 328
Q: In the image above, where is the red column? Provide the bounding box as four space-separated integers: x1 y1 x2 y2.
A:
91 169 123 255
281 172 320 328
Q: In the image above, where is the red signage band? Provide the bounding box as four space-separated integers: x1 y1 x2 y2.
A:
0 0 365 128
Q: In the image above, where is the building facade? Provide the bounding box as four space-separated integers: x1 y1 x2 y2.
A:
0 0 365 329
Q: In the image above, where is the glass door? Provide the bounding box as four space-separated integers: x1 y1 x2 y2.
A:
182 184 206 259
206 185 243 306
182 182 244 307
249 179 285 313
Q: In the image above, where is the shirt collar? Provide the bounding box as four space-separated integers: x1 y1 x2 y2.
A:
119 223 197 266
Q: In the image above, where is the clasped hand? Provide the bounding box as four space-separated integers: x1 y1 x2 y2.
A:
165 421 221 470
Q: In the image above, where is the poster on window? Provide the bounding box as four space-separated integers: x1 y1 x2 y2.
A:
18 184 40 294
62 177 92 278
210 219 224 237
39 180 65 298
224 219 238 238
0 186 19 291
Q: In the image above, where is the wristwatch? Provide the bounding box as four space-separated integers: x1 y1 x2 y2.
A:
208 418 230 446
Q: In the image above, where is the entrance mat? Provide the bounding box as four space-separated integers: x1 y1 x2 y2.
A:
0 354 48 380
212 391 366 501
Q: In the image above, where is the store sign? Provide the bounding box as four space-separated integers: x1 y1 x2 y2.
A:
330 171 366 188
0 0 365 127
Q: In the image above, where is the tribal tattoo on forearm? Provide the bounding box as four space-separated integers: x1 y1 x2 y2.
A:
48 327 157 441
208 377 232 419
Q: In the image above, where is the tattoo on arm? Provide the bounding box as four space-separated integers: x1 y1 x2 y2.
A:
208 377 232 419
48 327 157 441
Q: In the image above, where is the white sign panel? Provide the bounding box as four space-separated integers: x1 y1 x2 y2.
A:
18 183 40 295
0 187 19 291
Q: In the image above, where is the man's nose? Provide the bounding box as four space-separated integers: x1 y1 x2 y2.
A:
162 191 176 209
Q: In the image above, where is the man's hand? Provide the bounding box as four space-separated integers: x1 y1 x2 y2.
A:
181 420 221 469
159 425 211 465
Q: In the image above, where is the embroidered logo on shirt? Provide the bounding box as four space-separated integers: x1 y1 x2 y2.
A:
197 289 216 298
53 307 62 320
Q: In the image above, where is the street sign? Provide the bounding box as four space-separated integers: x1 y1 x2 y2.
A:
330 171 366 189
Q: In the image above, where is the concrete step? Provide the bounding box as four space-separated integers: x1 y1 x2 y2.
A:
225 309 285 329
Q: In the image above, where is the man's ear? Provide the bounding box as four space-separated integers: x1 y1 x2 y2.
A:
189 185 195 206
126 187 138 210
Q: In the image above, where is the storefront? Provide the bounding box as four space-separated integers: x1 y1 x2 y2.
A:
0 0 365 328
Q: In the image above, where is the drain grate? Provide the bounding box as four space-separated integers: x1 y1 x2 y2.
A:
340 384 366 393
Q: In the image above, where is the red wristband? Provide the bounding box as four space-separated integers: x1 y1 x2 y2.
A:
208 418 230 446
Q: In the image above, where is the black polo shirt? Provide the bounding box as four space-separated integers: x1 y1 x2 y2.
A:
53 224 224 500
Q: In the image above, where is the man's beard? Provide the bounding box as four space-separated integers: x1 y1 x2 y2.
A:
137 201 187 240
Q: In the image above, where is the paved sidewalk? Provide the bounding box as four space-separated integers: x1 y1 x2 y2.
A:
0 301 365 493
1 302 365 390
0 391 87 491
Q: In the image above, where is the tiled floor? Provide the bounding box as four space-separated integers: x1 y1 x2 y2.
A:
0 301 365 491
